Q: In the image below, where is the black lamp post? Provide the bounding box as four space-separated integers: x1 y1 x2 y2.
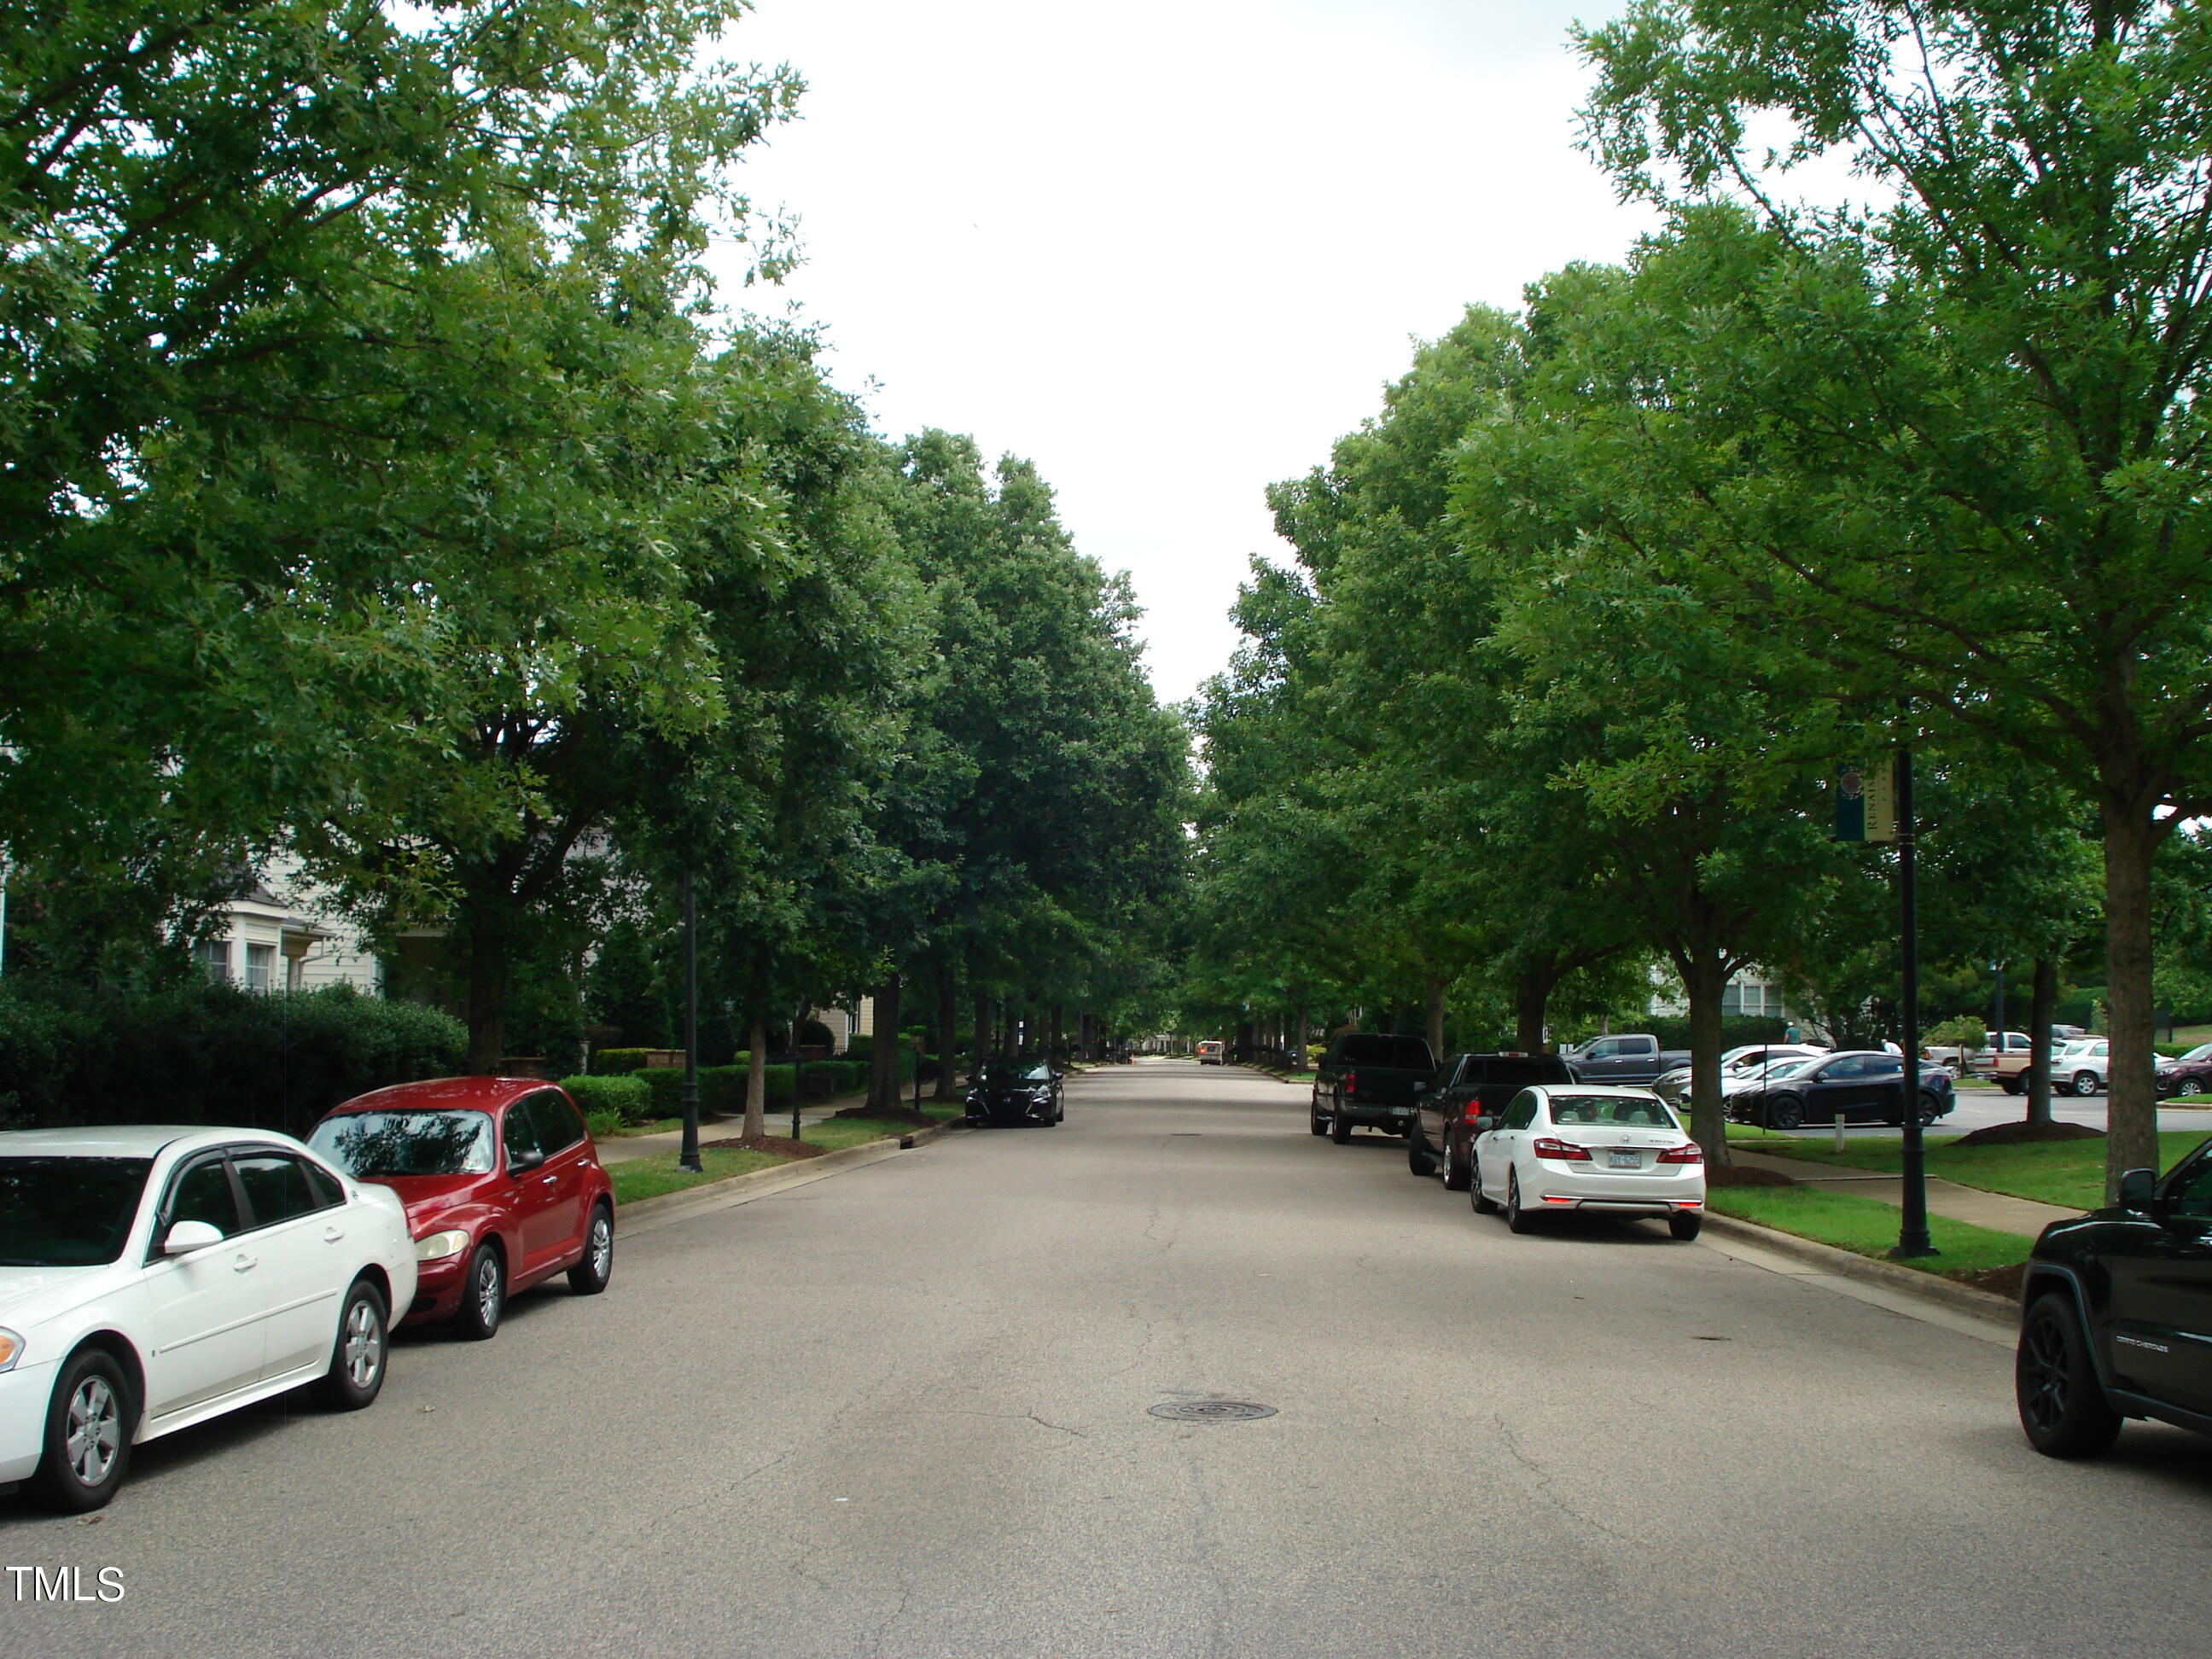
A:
678 866 702 1174
1893 748 1936 1258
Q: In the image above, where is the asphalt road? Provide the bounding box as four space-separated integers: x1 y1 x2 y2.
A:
10 1061 2212 1657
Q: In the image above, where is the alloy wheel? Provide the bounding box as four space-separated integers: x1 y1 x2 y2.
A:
64 1377 121 1490
2018 1313 2071 1437
342 1295 384 1391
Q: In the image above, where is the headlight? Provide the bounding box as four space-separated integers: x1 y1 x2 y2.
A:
0 1327 20 1372
414 1228 472 1261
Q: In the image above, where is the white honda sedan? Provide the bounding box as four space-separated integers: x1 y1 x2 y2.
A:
0 1126 418 1512
1470 1085 1707 1239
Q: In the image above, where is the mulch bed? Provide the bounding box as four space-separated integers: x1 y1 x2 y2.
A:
1951 1120 2105 1148
700 1134 827 1160
827 1104 942 1128
1708 1162 1796 1187
1955 1261 2028 1299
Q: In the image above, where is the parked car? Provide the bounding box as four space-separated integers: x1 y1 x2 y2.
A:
963 1060 1063 1126
1726 1050 1955 1129
0 1125 417 1512
2159 1047 2212 1098
1650 1045 1830 1107
1406 1051 1577 1190
1196 1040 1225 1066
309 1079 614 1342
2015 1137 2212 1457
1310 1033 1436 1143
1555 1033 1691 1086
1469 1085 1705 1238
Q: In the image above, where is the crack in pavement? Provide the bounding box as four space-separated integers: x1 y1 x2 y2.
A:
1493 1414 1627 1544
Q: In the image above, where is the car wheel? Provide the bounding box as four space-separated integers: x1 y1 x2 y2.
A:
1505 1170 1536 1234
30 1348 132 1513
2016 1295 2122 1458
2073 1070 2102 1097
311 1278 390 1411
1309 1104 1327 1138
1668 1211 1703 1242
1917 1091 1941 1126
568 1203 614 1295
2002 1076 2025 1096
1470 1155 1499 1214
1408 1132 1438 1177
1330 1103 1352 1144
1767 1097 1803 1132
452 1243 505 1342
1442 1135 1473 1192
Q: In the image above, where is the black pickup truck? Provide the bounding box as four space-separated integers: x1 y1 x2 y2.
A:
1310 1034 1437 1144
1406 1051 1579 1190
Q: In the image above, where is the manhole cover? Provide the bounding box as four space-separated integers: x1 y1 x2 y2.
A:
1147 1400 1278 1423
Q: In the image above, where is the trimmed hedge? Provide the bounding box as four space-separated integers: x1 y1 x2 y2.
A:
591 1047 654 1075
560 1073 652 1126
0 981 466 1138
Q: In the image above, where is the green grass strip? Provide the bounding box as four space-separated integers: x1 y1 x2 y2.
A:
1740 1129 2210 1212
1704 1185 2033 1278
608 1145 786 1206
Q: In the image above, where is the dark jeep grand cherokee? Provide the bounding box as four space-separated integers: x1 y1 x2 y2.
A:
2017 1136 2212 1457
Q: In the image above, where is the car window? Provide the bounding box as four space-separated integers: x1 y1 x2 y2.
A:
168 1156 243 1237
1819 1057 1863 1080
503 1101 545 1166
1583 1039 1617 1058
529 1090 585 1155
233 1151 333 1227
1545 1094 1679 1128
1866 1057 1904 1075
300 1160 343 1208
1501 1091 1540 1130
2166 1155 2212 1219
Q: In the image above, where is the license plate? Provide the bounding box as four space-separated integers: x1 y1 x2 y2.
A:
1607 1150 1642 1169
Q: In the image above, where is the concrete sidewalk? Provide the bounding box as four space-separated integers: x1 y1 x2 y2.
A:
1727 1147 2079 1236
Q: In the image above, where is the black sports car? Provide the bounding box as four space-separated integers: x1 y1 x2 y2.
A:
964 1061 1063 1126
2016 1136 2212 1456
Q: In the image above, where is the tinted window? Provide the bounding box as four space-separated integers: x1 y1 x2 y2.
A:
1336 1035 1433 1068
170 1157 243 1236
503 1102 544 1166
1545 1094 1679 1128
300 1160 343 1209
1502 1091 1540 1131
2168 1155 2212 1219
1866 1057 1903 1076
529 1091 585 1155
0 1156 153 1267
1476 1056 1574 1086
234 1152 331 1227
1820 1057 1866 1080
311 1110 495 1177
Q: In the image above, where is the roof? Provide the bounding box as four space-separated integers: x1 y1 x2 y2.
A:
0 1125 295 1158
321 1076 550 1117
1534 1082 1664 1097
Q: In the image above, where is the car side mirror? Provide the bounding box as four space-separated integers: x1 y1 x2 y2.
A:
2117 1167 2158 1212
1474 1115 1499 1134
509 1148 546 1175
160 1219 226 1256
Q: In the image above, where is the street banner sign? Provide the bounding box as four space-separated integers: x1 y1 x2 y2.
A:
1835 759 1897 842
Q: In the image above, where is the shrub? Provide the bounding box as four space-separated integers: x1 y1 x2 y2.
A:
560 1074 652 1126
582 1107 626 1139
591 1047 654 1075
0 981 466 1138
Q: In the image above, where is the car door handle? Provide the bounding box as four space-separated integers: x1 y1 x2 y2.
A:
323 1225 346 1243
232 1254 259 1272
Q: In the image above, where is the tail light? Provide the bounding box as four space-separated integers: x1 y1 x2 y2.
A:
1657 1143 1704 1164
1463 1101 1486 1123
1343 1070 1357 1095
1530 1136 1591 1161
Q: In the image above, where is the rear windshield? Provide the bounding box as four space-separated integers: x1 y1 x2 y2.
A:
0 1156 152 1266
311 1110 495 1177
976 1063 1051 1084
1470 1056 1573 1086
1337 1035 1434 1068
1545 1094 1679 1128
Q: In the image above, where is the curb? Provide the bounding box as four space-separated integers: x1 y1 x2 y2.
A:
614 1118 964 1236
1698 1208 2019 1328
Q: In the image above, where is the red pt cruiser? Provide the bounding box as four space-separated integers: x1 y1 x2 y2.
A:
308 1078 615 1339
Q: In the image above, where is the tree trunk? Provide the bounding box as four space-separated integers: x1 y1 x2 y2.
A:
934 969 960 1100
1513 962 1557 1055
867 974 904 1113
1424 975 1447 1058
1048 1001 1064 1062
1290 1002 1307 1070
463 886 513 1073
1683 949 1731 1167
743 1011 767 1140
2026 955 2057 1127
2102 804 2162 1199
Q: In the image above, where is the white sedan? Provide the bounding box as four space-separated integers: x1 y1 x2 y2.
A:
1471 1085 1706 1239
0 1126 418 1512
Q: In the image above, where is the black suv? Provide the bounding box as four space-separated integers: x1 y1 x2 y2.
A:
2016 1137 2212 1456
1406 1051 1577 1191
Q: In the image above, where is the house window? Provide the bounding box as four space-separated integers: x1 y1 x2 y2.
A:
245 943 276 993
1721 981 1744 1016
194 939 232 983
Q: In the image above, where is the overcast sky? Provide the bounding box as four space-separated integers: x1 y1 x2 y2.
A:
715 0 1652 704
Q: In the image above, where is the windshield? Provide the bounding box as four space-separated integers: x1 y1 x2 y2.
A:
975 1063 1051 1086
310 1110 494 1177
0 1156 153 1266
1544 1095 1679 1129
